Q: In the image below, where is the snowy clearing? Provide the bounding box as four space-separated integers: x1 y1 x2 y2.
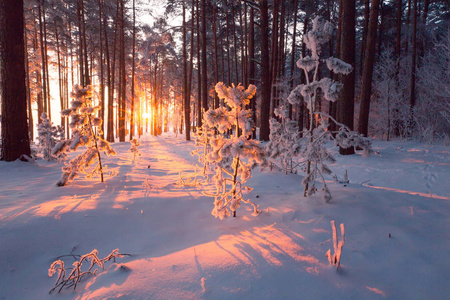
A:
1 132 449 299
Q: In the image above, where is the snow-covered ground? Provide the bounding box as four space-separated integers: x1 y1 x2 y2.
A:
0 132 449 299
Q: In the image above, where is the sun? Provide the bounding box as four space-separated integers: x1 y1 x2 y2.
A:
142 112 151 119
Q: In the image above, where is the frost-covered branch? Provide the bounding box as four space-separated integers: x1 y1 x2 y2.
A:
48 248 129 293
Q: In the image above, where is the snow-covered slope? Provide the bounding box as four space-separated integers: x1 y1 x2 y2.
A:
0 132 449 299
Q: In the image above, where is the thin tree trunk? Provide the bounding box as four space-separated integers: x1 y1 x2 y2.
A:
98 0 105 138
394 0 402 58
130 0 136 140
201 0 208 114
289 0 299 120
409 0 417 127
259 0 271 141
182 0 190 140
249 6 256 138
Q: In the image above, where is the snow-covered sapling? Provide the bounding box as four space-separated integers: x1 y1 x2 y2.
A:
287 16 371 202
37 112 65 161
48 249 128 293
266 97 302 174
203 83 265 219
178 122 215 187
326 220 345 269
129 138 141 161
53 85 115 186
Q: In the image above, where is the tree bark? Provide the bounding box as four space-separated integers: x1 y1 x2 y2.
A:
1 0 31 161
338 0 356 154
358 0 380 137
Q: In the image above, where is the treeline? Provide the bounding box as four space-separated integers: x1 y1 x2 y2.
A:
1 0 449 161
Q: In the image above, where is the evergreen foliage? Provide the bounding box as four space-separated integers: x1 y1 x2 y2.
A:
37 112 64 161
53 85 115 186
203 83 265 219
286 17 371 202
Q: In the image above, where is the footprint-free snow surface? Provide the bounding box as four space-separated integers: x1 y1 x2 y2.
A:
1 132 449 299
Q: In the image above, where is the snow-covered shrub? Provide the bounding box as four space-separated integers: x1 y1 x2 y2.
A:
287 16 371 202
37 112 65 161
53 85 115 186
326 220 345 269
129 138 141 161
48 248 128 293
203 83 265 219
266 94 302 174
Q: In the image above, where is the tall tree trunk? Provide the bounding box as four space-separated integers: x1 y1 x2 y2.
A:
119 0 126 142
105 2 116 142
394 0 402 59
405 0 411 53
201 0 208 114
196 0 202 128
338 0 356 154
409 0 417 133
298 17 308 132
377 0 384 57
289 0 299 120
42 2 51 120
360 0 370 76
182 0 190 140
249 6 256 139
259 0 271 141
358 0 380 137
98 0 105 138
270 0 279 118
81 0 90 86
213 5 220 108
1 0 31 161
38 2 48 118
25 32 33 141
130 0 136 140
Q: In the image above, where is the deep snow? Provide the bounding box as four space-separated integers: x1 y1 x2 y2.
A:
0 132 449 299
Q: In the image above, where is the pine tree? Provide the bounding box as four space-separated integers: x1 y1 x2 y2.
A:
53 85 115 186
37 112 64 161
287 17 371 202
203 83 264 219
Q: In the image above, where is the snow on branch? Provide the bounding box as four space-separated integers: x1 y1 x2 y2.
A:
201 83 264 219
48 249 129 294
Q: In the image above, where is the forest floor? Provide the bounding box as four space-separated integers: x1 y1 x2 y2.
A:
0 132 449 299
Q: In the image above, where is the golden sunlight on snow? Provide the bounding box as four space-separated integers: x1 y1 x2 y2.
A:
80 224 323 299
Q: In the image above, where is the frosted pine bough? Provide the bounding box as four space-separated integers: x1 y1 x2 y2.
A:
286 17 371 202
203 83 264 219
53 85 115 186
37 112 65 161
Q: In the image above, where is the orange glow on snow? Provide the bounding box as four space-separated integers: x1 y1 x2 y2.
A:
79 223 323 299
363 183 450 200
366 286 386 297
